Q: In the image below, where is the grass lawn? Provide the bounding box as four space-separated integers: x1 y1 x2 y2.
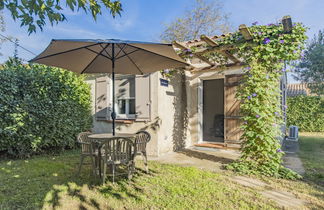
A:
0 150 278 210
1 140 324 210
298 133 324 186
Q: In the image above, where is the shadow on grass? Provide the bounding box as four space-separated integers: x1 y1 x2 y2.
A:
98 166 158 201
44 164 158 209
0 150 160 209
178 149 234 165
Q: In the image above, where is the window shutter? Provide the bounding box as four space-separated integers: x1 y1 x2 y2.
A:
95 75 111 120
224 74 243 144
135 74 151 120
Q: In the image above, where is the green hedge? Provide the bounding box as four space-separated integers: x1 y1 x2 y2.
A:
287 95 324 132
0 60 92 157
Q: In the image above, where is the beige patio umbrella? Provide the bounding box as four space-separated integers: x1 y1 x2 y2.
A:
30 39 188 135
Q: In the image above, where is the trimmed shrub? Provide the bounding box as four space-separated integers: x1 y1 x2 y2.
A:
287 95 324 132
0 60 92 157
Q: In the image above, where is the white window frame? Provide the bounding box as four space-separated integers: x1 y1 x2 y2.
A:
109 75 136 120
115 97 136 119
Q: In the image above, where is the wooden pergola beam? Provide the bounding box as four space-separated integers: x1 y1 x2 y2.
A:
191 62 245 73
239 24 253 40
178 15 295 73
194 44 236 55
200 35 218 47
175 43 240 65
282 15 293 33
219 50 241 64
173 41 214 66
200 35 241 63
194 54 215 66
172 41 188 50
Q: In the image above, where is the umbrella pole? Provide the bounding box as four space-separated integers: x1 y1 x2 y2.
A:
111 43 116 136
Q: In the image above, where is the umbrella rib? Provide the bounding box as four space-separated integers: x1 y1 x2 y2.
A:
80 44 111 74
99 43 112 58
30 43 101 62
120 48 144 74
128 44 188 65
115 44 127 58
115 49 139 60
85 45 112 60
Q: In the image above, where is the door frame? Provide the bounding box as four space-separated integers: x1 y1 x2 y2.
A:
197 75 225 143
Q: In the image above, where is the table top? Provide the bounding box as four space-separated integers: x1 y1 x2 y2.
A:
88 133 135 139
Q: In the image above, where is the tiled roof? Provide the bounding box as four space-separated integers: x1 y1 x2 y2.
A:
287 83 311 96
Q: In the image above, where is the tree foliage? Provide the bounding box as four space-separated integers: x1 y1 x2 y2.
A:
0 13 4 31
0 0 123 34
160 0 230 42
0 59 92 157
0 13 6 56
295 30 324 95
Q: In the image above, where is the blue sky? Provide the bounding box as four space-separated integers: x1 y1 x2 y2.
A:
1 0 323 82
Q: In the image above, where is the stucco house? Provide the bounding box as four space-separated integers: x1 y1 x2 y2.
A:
85 33 288 157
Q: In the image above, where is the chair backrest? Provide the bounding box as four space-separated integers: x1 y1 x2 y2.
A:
101 137 136 163
135 131 151 153
77 132 92 154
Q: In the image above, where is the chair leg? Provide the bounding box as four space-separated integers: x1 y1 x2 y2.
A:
128 161 135 180
112 164 116 184
143 152 149 173
102 162 107 184
90 156 96 176
94 156 98 171
77 155 85 176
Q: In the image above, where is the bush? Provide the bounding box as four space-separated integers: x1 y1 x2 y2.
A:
287 96 324 132
0 59 92 157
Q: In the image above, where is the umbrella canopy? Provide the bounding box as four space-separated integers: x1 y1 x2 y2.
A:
30 39 188 135
30 39 188 74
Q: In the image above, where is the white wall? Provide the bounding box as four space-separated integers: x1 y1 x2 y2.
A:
84 67 246 156
156 71 188 155
85 73 160 156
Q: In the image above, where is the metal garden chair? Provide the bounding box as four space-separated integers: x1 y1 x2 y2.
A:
135 131 151 173
76 132 98 176
101 137 136 184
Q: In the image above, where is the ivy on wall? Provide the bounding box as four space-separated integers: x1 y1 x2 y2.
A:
186 22 307 179
287 96 324 132
0 59 92 157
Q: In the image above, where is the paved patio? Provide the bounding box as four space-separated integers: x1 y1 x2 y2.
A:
150 147 240 172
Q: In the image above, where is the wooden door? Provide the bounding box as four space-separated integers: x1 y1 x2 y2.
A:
224 74 243 145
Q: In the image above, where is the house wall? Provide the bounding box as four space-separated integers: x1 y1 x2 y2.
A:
85 73 160 156
156 71 188 155
84 65 285 155
84 71 184 157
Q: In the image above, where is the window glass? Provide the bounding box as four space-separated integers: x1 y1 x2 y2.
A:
117 99 126 114
115 75 136 118
129 99 135 114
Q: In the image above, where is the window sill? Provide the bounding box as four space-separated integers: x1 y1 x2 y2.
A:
96 119 135 124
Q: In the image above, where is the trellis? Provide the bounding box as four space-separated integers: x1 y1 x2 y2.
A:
172 15 293 73
170 16 307 179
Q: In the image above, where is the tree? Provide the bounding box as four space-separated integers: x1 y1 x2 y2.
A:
160 0 230 42
294 30 324 95
0 0 123 34
0 13 6 56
